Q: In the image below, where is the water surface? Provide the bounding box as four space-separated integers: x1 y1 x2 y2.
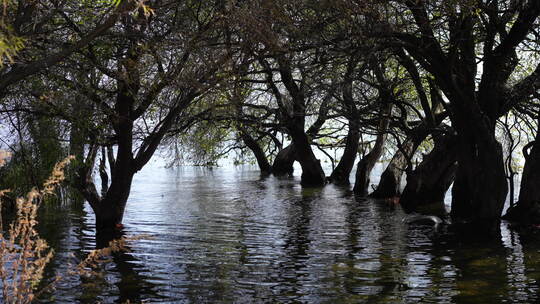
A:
36 164 540 303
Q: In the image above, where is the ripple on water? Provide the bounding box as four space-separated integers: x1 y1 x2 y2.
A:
31 165 540 303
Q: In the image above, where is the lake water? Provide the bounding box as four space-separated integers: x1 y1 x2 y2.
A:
34 163 540 303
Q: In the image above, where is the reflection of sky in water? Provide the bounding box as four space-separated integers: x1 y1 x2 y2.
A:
31 161 540 303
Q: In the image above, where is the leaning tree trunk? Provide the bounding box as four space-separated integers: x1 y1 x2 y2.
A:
289 124 326 187
95 175 133 231
240 129 272 174
353 145 385 196
504 129 540 224
368 142 411 199
353 131 388 196
273 56 325 186
451 119 507 230
400 133 458 214
369 121 430 199
93 113 136 232
353 103 392 195
330 120 360 184
272 144 296 176
330 56 361 185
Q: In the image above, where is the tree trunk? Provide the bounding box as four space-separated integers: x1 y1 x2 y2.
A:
354 152 382 196
90 81 137 233
369 121 431 199
353 103 392 195
331 56 361 185
273 56 325 186
272 144 296 176
290 125 326 187
504 133 540 224
400 134 458 214
330 120 360 184
353 132 387 196
369 140 413 199
94 167 134 230
240 130 272 174
451 123 507 229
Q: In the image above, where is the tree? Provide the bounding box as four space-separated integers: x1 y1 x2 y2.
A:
0 0 139 95
351 0 540 230
6 1 235 233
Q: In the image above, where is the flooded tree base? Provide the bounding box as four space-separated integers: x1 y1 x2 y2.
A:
504 202 540 225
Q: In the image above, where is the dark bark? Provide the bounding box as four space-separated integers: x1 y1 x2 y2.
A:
272 144 296 176
390 0 540 235
94 172 134 231
330 57 360 185
353 104 392 195
258 55 327 186
90 81 137 231
95 225 124 249
240 129 272 174
330 120 360 184
400 134 458 214
369 121 431 199
269 99 329 178
353 143 385 196
504 132 540 224
290 124 326 187
270 138 325 187
99 147 109 198
81 64 201 232
368 143 410 199
450 121 507 228
274 56 326 187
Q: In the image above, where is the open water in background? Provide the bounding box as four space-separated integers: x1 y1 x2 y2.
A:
34 161 540 303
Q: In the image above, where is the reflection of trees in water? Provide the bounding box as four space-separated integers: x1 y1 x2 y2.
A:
334 193 411 302
174 174 278 303
31 170 540 303
330 189 459 303
110 247 161 303
35 192 92 302
436 223 511 303
35 192 160 303
273 186 318 302
510 226 540 303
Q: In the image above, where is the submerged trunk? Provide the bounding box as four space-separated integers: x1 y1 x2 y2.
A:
91 145 134 236
330 120 360 184
353 148 384 196
400 134 458 214
83 160 135 239
272 144 296 176
95 195 128 231
80 79 139 233
331 57 361 185
353 103 392 195
504 132 540 224
451 120 507 229
290 125 326 187
240 130 272 174
368 144 409 199
93 143 135 232
369 140 417 199
274 56 325 187
370 122 430 199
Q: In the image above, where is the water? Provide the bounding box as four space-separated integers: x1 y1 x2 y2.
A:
34 163 540 303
